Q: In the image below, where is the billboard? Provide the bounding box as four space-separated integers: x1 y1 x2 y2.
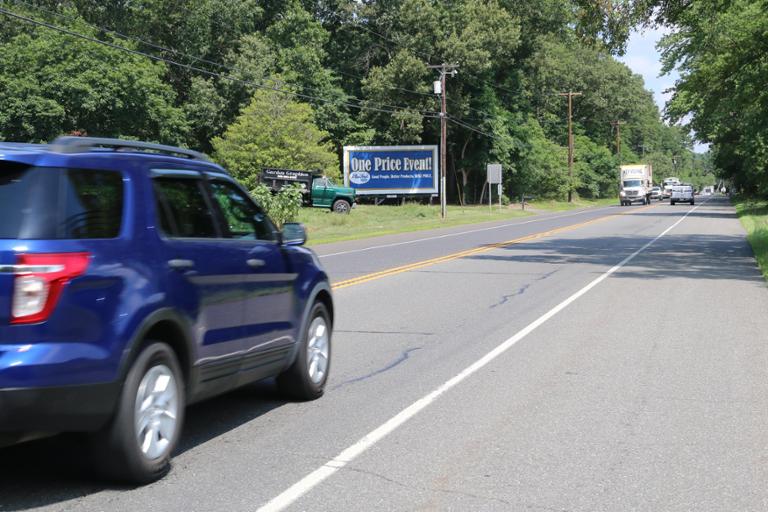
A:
343 145 439 196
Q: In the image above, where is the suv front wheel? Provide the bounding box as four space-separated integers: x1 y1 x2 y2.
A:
278 302 331 400
92 342 185 484
332 199 351 214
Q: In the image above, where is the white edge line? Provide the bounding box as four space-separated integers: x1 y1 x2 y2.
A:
257 200 706 512
318 206 617 258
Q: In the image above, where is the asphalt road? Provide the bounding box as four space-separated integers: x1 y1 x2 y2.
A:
2 196 767 512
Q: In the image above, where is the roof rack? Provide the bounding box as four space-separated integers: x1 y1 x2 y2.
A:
0 142 46 151
49 136 208 161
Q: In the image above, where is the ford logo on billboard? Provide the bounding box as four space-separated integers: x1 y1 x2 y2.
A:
349 171 371 185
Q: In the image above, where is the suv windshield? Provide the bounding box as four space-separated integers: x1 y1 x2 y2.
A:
0 162 123 239
623 180 642 188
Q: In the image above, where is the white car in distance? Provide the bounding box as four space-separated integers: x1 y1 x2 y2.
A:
670 184 694 205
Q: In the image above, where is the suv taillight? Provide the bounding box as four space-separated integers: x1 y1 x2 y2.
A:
11 253 90 324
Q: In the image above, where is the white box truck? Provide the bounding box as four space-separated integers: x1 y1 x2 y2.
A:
619 164 653 206
662 177 681 199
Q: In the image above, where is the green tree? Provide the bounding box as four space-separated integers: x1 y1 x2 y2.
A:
658 0 768 193
212 87 340 191
266 1 367 152
574 134 617 198
0 11 187 143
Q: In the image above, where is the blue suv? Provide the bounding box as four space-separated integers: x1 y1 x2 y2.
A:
0 137 333 483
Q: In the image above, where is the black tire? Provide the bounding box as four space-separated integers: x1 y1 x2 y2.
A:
278 302 331 401
671 200 676 205
691 200 695 205
332 199 351 214
91 342 185 484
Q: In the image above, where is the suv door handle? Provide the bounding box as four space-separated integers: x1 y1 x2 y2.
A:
247 258 266 269
168 259 194 270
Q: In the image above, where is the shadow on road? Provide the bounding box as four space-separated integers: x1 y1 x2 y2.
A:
466 199 762 285
0 380 285 511
469 233 763 283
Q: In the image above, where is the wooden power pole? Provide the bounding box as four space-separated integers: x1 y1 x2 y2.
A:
429 63 458 219
559 91 582 203
611 120 626 164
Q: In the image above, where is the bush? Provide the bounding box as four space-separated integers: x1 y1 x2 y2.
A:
212 87 340 191
251 184 303 228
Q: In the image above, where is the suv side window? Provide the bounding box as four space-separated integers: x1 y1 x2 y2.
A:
0 165 123 240
208 180 277 241
153 177 218 238
62 169 124 239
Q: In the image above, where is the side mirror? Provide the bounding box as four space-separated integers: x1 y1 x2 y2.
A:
282 222 307 246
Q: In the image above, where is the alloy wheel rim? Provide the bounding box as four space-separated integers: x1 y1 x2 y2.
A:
134 364 179 460
306 316 330 384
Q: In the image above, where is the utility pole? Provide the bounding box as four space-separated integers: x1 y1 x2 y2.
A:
430 63 458 219
558 91 582 203
610 120 625 164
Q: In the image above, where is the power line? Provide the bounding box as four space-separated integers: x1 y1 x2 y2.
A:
349 22 434 62
334 68 435 98
447 116 499 140
348 19 520 103
0 4 440 118
13 0 444 113
335 66 494 123
17 0 488 123
11 1 440 117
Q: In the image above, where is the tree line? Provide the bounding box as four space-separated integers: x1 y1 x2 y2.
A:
0 0 726 201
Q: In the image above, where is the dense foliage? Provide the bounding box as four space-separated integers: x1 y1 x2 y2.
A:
653 0 768 194
0 0 719 201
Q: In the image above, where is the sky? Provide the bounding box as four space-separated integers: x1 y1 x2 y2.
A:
617 27 709 153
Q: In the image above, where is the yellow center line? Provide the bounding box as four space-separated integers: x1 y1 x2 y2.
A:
331 203 658 290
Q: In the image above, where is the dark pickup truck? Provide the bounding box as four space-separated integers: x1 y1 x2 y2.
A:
262 168 356 213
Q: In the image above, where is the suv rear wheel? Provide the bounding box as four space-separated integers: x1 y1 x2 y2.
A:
92 342 184 484
278 302 331 400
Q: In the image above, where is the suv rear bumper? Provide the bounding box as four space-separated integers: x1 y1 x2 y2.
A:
0 381 119 432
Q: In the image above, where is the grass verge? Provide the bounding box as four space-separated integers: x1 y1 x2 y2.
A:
298 197 616 246
734 197 768 281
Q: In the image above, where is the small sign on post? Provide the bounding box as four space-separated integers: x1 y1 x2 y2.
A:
487 163 502 184
487 163 502 212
